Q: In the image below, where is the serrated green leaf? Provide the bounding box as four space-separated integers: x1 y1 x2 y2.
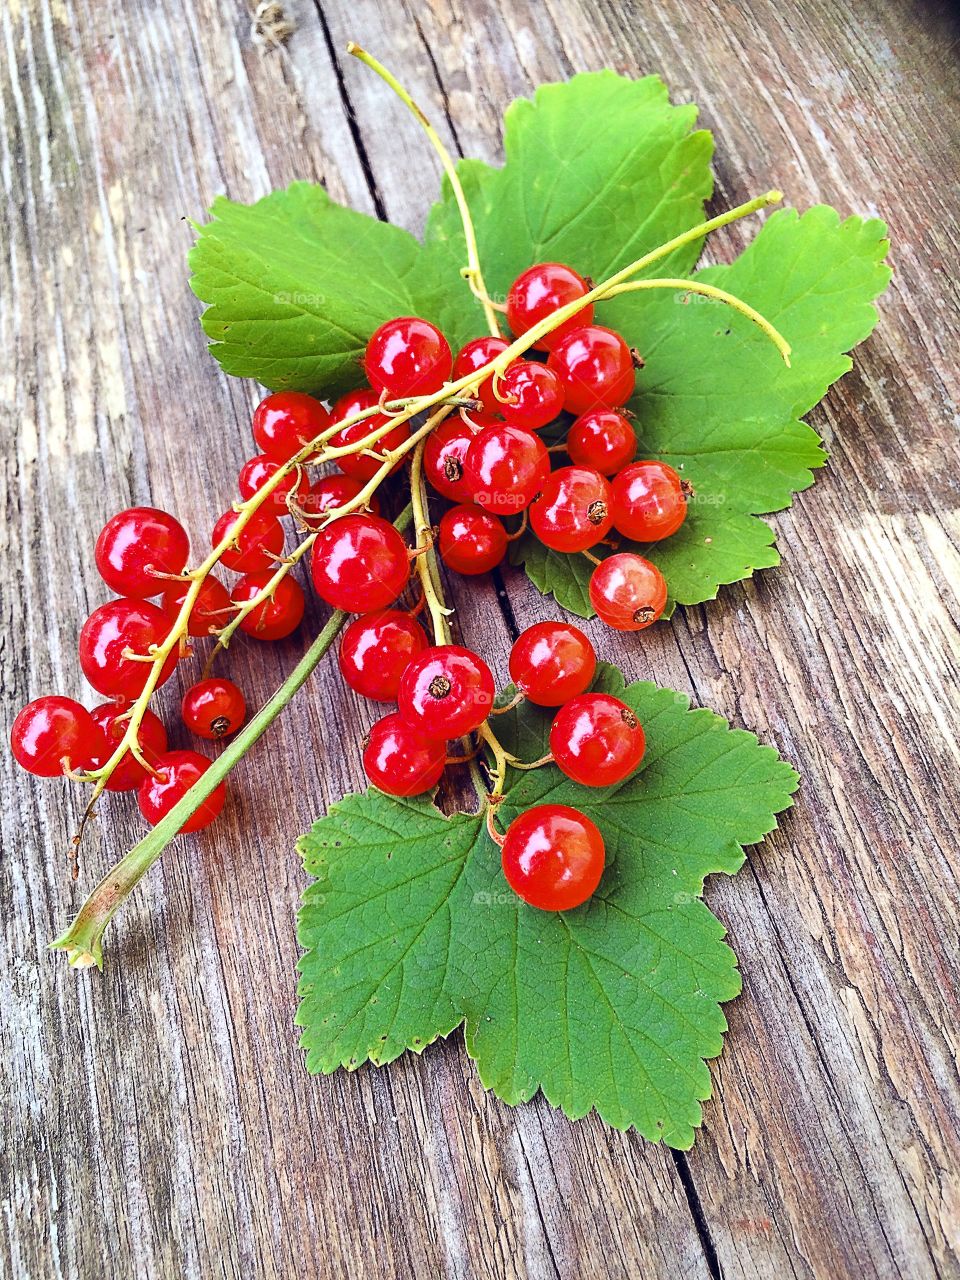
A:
189 182 449 397
297 670 798 1146
423 71 714 344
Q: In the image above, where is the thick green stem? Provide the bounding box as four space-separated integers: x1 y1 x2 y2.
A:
53 508 412 969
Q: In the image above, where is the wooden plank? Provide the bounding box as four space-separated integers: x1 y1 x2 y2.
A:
2 0 959 1277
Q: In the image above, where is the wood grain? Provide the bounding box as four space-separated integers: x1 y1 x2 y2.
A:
2 0 959 1277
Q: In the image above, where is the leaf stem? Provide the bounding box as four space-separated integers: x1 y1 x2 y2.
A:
347 42 501 339
605 278 791 365
53 507 413 969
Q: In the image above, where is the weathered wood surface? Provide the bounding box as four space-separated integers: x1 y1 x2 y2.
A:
2 0 959 1276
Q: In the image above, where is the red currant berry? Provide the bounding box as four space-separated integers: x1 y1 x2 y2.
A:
310 514 411 613
506 263 594 351
212 509 285 573
230 571 305 640
364 317 452 399
79 599 178 699
10 697 104 777
452 336 510 413
331 387 379 422
464 423 549 515
499 361 565 431
566 409 637 475
423 416 482 503
94 507 190 599
501 804 605 911
508 622 596 707
182 678 246 740
252 391 331 463
330 413 410 482
137 750 226 833
548 325 636 414
611 460 690 541
438 504 508 576
238 454 312 517
91 702 167 791
588 553 667 630
339 610 429 703
362 712 446 796
529 465 613 552
161 574 234 637
549 692 645 787
398 645 495 739
302 474 381 525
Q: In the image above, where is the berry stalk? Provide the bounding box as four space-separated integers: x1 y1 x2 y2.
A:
603 277 791 364
347 43 502 340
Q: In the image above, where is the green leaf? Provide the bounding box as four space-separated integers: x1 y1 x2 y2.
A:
188 182 449 397
296 669 798 1146
423 71 714 345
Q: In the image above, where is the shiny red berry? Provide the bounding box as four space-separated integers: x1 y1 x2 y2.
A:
464 423 549 515
252 391 331 462
329 389 410 482
90 702 167 791
364 317 452 399
549 693 645 787
94 507 190 599
423 416 483 503
137 750 227 833
182 678 247 740
79 599 178 699
330 387 379 423
566 409 637 475
339 610 429 702
529 465 613 552
589 553 667 630
453 336 510 413
501 804 605 911
302 474 381 525
161 574 234 637
508 622 596 706
363 712 446 796
212 509 285 573
398 645 495 739
548 325 636 414
310 514 410 613
238 454 312 517
438 504 508 576
10 697 104 777
499 361 565 430
230 571 305 640
506 263 594 351
611 460 690 541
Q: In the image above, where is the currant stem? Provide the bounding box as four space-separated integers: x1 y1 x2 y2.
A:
52 506 415 969
205 532 319 673
410 437 453 644
347 43 501 340
604 277 791 365
51 612 346 970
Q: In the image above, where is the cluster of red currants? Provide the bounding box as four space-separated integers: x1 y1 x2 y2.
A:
344 615 644 912
11 257 666 911
8 392 349 833
417 261 691 629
